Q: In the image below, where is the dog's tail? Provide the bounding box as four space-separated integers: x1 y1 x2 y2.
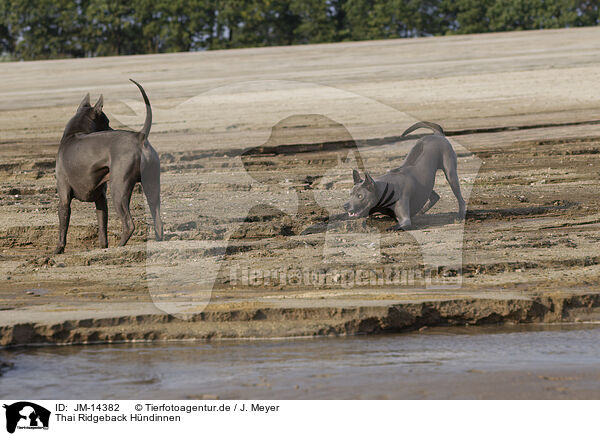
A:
129 79 152 140
401 121 444 137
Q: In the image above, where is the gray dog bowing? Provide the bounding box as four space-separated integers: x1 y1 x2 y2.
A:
343 121 466 230
54 79 163 254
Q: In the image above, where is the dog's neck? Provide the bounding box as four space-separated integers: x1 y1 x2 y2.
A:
373 181 400 209
61 112 110 142
61 114 94 142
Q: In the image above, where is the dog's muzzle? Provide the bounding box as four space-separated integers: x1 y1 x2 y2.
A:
343 202 361 217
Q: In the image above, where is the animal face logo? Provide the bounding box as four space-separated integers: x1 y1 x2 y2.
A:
343 169 378 217
3 402 50 434
104 79 483 318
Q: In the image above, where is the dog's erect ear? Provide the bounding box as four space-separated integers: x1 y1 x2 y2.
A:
364 172 375 187
93 95 104 114
352 169 362 184
78 93 91 111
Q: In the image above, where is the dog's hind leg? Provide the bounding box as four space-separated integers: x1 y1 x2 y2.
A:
111 178 136 247
442 153 466 219
418 190 440 215
141 146 163 241
55 183 73 254
95 187 108 248
142 181 163 241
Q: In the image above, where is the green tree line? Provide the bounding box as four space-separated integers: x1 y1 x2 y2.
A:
0 0 598 60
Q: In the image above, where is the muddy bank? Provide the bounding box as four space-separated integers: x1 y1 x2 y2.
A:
2 28 600 353
1 291 600 347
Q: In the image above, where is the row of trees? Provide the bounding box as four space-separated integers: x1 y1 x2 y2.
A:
1 0 599 60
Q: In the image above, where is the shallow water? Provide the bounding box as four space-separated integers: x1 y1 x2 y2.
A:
1 323 600 399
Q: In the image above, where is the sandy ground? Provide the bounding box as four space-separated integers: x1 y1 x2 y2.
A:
2 27 600 345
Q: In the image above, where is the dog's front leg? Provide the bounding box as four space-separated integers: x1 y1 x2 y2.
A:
95 192 109 248
389 198 412 231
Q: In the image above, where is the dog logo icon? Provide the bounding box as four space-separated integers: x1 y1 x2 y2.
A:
3 402 50 434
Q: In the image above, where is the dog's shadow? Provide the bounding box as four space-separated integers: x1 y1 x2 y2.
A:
301 211 460 235
466 201 575 221
411 212 461 228
301 201 574 235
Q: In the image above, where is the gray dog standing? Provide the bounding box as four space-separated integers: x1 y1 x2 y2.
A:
54 79 163 254
343 121 465 230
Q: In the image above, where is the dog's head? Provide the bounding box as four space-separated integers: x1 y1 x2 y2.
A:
18 406 36 425
75 93 110 132
62 94 110 140
343 169 378 217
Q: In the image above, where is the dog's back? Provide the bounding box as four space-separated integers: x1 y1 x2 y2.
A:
58 130 145 202
392 123 456 173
